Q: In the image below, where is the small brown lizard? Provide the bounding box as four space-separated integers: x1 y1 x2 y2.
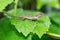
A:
19 13 45 20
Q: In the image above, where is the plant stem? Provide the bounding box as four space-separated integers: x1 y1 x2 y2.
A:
14 0 18 16
46 32 60 39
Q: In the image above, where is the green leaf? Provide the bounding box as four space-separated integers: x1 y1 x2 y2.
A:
37 0 59 10
47 11 60 38
33 23 48 38
5 9 41 17
49 12 60 25
0 0 13 12
38 15 51 28
7 9 50 38
0 17 32 40
37 0 45 10
10 18 36 36
32 15 50 38
49 0 59 9
49 24 60 35
10 15 50 38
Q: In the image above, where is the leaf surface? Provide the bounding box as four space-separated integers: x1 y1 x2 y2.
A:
0 0 13 12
